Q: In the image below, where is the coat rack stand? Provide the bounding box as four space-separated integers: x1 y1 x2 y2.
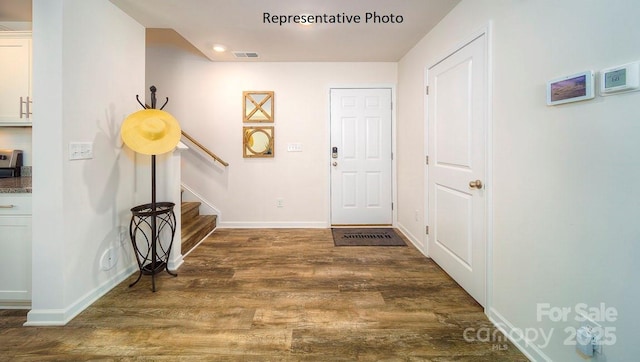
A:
128 86 177 292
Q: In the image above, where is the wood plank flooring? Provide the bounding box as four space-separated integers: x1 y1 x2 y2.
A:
0 228 528 361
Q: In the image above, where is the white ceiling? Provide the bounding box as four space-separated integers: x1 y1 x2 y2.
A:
0 0 461 62
110 0 461 62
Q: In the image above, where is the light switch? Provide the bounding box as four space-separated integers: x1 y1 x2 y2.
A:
287 143 303 152
69 142 93 160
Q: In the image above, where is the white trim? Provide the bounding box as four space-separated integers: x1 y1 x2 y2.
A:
0 300 31 309
177 141 189 150
182 228 217 258
217 221 328 229
396 222 427 256
423 67 430 257
484 21 495 318
424 24 494 314
327 84 397 227
488 308 551 362
168 147 184 271
0 31 31 39
168 252 184 271
181 182 221 217
24 265 137 326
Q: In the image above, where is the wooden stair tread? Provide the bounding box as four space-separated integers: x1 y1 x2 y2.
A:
180 201 216 255
181 201 201 221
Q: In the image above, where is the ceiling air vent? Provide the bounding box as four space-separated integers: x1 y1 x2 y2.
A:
233 51 259 59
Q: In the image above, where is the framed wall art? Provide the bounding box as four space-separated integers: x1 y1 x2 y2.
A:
243 126 274 158
243 91 274 122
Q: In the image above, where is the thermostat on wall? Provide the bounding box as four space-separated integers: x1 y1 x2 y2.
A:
600 61 640 95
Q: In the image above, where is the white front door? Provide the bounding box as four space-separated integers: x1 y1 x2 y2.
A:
330 88 392 226
427 34 487 306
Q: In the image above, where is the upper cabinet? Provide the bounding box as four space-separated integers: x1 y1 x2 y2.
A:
0 32 32 126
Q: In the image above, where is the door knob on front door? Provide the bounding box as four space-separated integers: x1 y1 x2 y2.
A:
469 180 483 189
332 161 338 166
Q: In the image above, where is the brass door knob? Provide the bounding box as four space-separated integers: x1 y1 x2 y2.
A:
469 180 483 189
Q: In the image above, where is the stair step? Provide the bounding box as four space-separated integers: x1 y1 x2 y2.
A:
182 201 201 221
181 215 216 254
181 201 216 255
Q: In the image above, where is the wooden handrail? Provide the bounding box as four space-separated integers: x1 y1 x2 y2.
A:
181 131 229 167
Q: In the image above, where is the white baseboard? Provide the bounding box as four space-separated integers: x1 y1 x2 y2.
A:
488 307 550 362
168 252 184 271
217 221 329 229
24 265 137 326
396 222 427 256
0 300 31 309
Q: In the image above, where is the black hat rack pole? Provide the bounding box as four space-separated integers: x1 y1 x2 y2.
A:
150 153 157 291
150 85 158 292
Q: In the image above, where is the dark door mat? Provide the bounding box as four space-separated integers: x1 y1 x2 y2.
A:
332 228 406 247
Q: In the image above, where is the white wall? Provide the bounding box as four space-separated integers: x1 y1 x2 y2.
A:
27 0 144 325
146 46 397 227
397 0 640 360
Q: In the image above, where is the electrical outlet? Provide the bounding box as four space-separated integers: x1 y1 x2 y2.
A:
276 198 284 208
100 248 118 271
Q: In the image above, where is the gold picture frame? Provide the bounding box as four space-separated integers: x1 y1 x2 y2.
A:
243 91 274 123
243 126 274 158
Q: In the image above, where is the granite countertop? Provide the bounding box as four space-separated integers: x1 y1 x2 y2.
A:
0 176 32 193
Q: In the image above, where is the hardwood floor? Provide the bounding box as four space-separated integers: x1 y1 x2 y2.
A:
0 229 528 361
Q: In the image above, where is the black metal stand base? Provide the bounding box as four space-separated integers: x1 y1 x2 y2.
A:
129 202 177 292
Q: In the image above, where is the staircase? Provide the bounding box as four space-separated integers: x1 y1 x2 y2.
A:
181 201 216 255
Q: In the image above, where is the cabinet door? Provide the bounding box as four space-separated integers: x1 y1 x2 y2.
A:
0 216 32 302
0 37 32 125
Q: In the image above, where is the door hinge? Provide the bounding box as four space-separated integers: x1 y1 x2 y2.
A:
391 101 393 110
391 202 394 211
391 152 394 160
426 86 429 95
425 155 429 165
426 225 429 234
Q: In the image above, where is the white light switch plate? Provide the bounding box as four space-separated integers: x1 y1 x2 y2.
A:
287 143 303 152
69 142 93 160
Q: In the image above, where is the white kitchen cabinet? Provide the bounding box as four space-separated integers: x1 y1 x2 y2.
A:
0 194 32 308
0 32 32 126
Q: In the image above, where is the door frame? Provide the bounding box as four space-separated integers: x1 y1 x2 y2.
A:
423 24 493 311
327 84 397 227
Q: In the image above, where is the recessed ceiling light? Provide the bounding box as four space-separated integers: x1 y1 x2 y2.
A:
213 44 226 52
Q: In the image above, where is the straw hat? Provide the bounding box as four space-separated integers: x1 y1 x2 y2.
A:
121 109 181 155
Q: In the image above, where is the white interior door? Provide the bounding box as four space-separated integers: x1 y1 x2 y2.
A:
330 88 392 226
427 34 487 306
